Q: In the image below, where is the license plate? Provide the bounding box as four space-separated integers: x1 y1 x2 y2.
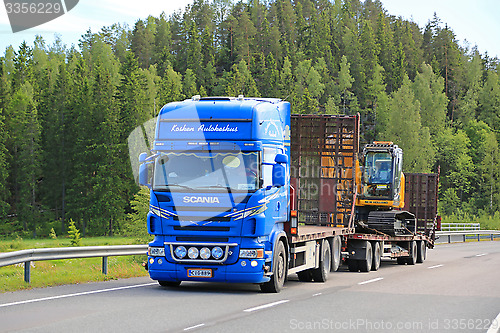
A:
187 269 213 278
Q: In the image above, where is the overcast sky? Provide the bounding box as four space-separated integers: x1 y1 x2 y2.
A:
0 0 499 59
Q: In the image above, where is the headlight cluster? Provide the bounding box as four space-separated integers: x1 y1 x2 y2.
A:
239 249 264 259
148 247 165 257
174 245 224 260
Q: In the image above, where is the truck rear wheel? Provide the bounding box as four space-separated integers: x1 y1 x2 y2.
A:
330 236 341 272
416 240 426 263
359 241 373 272
371 242 381 271
260 241 287 293
312 240 331 282
406 241 417 265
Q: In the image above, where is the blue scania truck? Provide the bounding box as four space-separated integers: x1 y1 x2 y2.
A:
138 96 438 292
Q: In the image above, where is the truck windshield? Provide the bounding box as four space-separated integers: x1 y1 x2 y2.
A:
153 151 259 192
362 152 392 197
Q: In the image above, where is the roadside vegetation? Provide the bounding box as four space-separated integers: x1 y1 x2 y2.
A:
0 236 149 293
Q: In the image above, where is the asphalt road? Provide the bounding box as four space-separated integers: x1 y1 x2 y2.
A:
1 241 499 333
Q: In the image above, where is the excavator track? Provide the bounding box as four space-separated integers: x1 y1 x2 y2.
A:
358 210 416 236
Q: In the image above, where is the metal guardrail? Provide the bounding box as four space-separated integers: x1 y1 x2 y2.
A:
0 245 148 283
439 223 480 231
435 230 500 244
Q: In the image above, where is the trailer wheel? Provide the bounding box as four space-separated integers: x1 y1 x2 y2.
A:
347 259 359 272
260 241 287 293
312 240 331 282
359 241 373 272
297 269 314 282
406 241 417 265
416 240 426 263
371 242 381 271
158 280 181 287
330 236 341 272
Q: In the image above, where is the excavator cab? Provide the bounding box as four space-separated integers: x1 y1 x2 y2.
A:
358 141 404 208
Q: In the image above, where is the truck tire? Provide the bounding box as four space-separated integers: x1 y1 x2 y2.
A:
406 241 417 265
330 236 341 272
416 240 426 263
312 240 331 282
260 241 287 293
297 269 314 282
158 280 181 287
371 241 381 271
359 241 373 272
347 259 359 272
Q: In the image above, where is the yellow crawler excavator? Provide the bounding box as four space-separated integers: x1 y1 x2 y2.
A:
355 141 417 236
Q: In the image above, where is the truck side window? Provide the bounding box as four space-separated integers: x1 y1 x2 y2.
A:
262 147 284 188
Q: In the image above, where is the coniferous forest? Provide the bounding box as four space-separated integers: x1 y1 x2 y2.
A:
1 0 499 238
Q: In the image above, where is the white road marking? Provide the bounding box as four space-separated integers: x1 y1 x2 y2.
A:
358 277 383 285
476 253 488 257
428 264 444 269
184 323 205 331
487 312 500 333
0 282 157 308
243 300 289 312
312 293 322 297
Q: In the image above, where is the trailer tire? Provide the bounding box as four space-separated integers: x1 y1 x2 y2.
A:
371 241 381 271
347 259 359 272
416 240 426 263
297 269 314 282
330 236 341 272
260 241 287 293
407 241 417 265
359 241 373 272
158 280 181 287
312 240 331 282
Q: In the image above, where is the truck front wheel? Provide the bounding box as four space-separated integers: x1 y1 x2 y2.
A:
260 241 287 293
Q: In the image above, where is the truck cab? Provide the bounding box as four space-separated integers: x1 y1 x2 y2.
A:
139 96 290 288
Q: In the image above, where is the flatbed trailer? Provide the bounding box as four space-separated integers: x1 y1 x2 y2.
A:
287 113 438 274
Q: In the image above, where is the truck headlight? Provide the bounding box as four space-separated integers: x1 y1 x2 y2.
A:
211 246 223 260
188 247 199 259
239 249 264 259
148 247 165 257
200 247 211 260
174 246 187 259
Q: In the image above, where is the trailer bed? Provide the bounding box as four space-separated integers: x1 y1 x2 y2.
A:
291 226 354 243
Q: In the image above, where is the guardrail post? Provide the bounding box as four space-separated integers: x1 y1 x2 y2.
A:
102 256 108 275
491 234 494 241
24 261 31 283
463 234 466 242
477 234 480 242
448 235 451 243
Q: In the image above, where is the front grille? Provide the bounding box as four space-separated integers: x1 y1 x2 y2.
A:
173 216 231 222
176 237 229 242
173 226 230 232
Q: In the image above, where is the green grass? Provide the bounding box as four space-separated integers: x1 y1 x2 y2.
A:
0 237 150 293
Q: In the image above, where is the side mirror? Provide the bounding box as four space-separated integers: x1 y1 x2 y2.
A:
139 152 148 163
272 164 286 187
275 153 288 164
139 163 150 188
